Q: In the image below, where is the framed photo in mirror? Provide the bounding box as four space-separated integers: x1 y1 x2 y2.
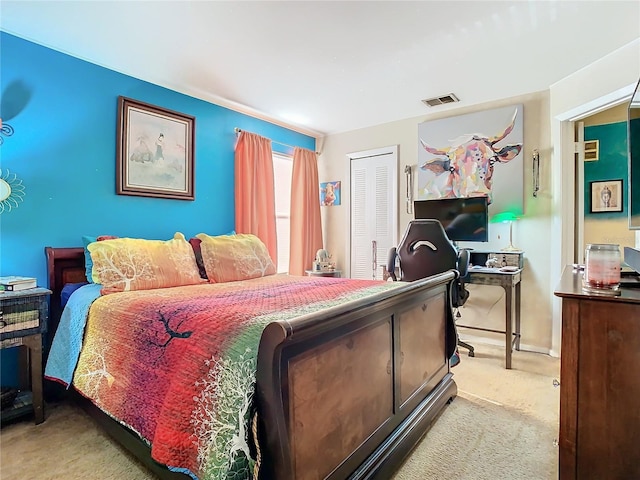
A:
590 179 623 213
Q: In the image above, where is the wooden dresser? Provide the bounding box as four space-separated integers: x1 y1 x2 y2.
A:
554 266 640 480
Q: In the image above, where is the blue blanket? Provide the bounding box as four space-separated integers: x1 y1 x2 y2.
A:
44 283 102 386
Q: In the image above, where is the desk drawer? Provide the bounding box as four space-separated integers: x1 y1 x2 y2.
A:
470 251 524 269
487 252 523 268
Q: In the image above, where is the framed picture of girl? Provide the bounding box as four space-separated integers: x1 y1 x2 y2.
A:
116 96 195 200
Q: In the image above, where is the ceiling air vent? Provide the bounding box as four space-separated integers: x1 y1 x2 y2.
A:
422 93 460 107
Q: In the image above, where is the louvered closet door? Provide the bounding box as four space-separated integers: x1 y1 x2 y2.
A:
350 147 397 280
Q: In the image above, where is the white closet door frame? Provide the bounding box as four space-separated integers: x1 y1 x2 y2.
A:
347 145 398 279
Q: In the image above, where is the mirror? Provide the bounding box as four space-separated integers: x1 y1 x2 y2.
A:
580 103 636 265
0 169 25 213
628 79 640 229
0 178 10 201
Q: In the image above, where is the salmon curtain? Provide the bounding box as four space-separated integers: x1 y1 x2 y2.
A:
289 147 323 276
234 131 278 265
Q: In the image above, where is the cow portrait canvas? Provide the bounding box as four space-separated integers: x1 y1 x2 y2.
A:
417 104 524 217
320 181 341 206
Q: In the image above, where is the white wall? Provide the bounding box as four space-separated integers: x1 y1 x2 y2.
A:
549 39 640 355
317 39 640 355
318 91 554 353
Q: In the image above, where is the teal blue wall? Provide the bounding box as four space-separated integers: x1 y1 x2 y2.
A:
584 122 628 218
1 31 315 281
0 32 315 385
630 117 640 224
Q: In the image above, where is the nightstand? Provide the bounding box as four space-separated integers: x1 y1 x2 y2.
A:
0 287 51 425
305 269 342 278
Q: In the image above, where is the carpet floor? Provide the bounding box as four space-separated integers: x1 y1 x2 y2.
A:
0 342 560 480
393 342 560 480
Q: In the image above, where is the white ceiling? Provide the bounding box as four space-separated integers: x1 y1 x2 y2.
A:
1 1 640 137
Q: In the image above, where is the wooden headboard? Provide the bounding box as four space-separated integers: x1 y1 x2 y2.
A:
44 246 86 339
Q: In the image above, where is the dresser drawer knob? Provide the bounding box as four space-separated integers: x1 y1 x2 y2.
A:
553 378 560 387
0 320 6 329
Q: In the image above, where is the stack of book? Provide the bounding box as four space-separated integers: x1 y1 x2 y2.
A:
0 276 37 292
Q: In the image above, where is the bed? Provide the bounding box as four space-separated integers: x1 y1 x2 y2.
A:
44 236 458 480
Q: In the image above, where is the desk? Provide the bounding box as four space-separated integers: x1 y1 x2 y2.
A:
458 267 522 369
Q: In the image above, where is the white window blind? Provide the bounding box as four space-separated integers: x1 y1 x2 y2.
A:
273 153 293 273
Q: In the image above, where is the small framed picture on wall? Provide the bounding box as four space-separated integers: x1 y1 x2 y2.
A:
590 179 623 213
320 181 341 206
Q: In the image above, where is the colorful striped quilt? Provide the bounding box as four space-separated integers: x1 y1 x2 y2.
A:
64 274 403 479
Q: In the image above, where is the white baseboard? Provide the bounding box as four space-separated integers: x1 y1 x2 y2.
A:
458 333 554 356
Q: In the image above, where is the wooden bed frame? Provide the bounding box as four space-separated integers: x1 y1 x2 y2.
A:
45 246 458 480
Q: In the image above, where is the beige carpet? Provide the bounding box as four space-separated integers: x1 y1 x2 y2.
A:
1 343 559 480
393 343 560 480
0 400 155 480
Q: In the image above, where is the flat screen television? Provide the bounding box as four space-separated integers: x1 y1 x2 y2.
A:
414 196 489 242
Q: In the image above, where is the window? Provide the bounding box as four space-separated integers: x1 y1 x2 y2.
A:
273 153 293 273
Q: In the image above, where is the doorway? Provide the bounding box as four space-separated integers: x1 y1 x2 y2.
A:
553 83 637 355
576 105 636 264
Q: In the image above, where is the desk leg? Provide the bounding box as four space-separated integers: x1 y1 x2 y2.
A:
504 285 513 369
515 281 521 351
23 334 44 425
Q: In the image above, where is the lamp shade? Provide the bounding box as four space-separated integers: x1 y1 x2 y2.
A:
490 211 519 224
490 211 521 251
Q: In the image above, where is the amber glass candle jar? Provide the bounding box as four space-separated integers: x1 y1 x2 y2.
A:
584 244 621 289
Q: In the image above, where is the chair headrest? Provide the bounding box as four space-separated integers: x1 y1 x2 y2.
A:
396 220 458 281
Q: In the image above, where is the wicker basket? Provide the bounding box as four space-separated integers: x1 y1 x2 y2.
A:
0 296 40 337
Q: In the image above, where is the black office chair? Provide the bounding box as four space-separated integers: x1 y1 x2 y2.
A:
387 219 475 358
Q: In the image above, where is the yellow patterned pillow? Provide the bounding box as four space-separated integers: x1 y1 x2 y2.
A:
88 232 206 294
196 233 276 283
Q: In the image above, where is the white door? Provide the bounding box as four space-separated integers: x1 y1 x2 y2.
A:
349 146 398 280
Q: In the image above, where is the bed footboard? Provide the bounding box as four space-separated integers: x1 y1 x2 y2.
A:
256 271 457 479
